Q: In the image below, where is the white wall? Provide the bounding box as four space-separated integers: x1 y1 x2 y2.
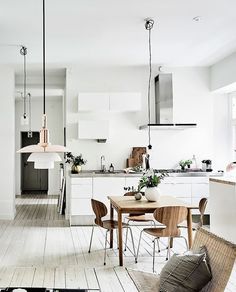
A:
0 66 15 219
210 52 236 92
15 98 63 195
66 66 230 172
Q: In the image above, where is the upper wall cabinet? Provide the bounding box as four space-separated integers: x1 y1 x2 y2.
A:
78 93 109 111
78 92 141 112
109 92 141 112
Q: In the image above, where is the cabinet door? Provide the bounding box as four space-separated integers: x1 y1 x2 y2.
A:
125 177 141 192
78 93 109 111
71 198 93 215
93 177 126 208
78 120 109 139
191 183 209 198
110 92 141 112
71 185 92 199
159 183 175 196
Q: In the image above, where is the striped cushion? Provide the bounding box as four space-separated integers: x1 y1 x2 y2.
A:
160 247 212 292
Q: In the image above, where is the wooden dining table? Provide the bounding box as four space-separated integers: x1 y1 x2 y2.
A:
108 195 198 266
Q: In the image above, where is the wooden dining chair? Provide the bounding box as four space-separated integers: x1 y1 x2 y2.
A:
123 191 161 252
136 206 188 272
179 197 208 230
88 198 136 265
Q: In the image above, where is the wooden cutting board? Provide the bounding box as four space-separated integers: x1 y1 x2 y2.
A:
126 158 135 167
132 147 146 166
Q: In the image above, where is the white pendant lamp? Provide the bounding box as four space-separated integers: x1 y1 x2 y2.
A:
17 0 67 168
28 153 62 169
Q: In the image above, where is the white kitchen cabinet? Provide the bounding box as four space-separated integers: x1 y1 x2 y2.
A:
191 183 209 198
71 198 93 215
68 175 212 225
125 177 141 191
78 120 109 139
93 177 126 208
70 177 93 220
160 177 192 204
209 178 236 242
109 92 142 112
191 177 209 214
78 93 109 111
78 92 141 112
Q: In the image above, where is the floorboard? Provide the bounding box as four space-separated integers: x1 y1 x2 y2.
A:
0 195 233 291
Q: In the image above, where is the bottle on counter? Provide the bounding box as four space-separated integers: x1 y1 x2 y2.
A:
192 155 198 169
109 163 114 173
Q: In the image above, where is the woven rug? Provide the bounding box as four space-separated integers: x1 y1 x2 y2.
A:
126 269 160 292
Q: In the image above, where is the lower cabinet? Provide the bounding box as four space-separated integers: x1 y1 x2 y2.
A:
69 175 210 225
71 198 93 215
69 177 93 225
93 177 126 209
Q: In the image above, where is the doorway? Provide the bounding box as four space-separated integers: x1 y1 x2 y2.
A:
21 132 48 194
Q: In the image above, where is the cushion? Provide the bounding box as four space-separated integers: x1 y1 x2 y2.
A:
159 246 212 292
127 269 160 292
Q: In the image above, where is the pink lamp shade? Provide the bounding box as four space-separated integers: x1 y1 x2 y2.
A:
226 162 236 172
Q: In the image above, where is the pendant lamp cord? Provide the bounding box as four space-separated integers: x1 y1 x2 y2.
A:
20 46 27 118
43 0 46 115
28 93 32 134
145 19 154 150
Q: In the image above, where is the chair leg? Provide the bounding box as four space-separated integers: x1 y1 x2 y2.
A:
124 220 130 251
150 220 160 252
104 229 108 265
128 227 136 260
179 236 189 250
88 225 94 253
116 228 119 249
166 236 171 261
153 239 156 273
136 230 144 263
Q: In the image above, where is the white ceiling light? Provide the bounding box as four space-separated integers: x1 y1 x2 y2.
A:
17 0 67 168
28 153 62 169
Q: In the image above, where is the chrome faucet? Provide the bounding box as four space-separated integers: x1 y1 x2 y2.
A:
101 155 106 172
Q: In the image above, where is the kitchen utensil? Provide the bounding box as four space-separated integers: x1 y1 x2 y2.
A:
202 160 212 172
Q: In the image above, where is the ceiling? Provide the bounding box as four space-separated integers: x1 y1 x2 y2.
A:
1 0 236 68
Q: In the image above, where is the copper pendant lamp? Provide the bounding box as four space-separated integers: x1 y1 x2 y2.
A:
17 0 67 168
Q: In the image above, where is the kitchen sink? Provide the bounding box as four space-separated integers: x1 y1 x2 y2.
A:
94 170 123 174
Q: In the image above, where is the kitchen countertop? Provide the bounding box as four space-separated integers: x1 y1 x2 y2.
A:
69 170 223 178
209 176 236 186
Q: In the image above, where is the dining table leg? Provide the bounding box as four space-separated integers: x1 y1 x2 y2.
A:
110 202 114 249
187 209 193 249
118 210 123 266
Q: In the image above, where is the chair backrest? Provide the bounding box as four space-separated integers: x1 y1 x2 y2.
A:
91 199 108 227
198 197 208 226
192 228 236 292
153 206 188 237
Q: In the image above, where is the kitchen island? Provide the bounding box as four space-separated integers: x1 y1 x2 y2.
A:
68 170 221 225
209 177 236 243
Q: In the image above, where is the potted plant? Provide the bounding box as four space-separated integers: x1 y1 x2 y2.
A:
179 159 192 170
138 169 167 202
65 152 87 173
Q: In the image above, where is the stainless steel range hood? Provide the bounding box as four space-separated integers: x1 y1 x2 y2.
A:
139 73 197 130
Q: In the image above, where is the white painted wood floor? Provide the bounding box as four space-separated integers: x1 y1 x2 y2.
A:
0 195 233 291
